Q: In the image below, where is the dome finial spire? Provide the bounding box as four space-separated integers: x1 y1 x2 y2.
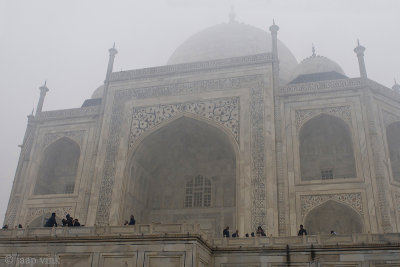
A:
229 3 236 23
312 43 316 57
392 77 400 92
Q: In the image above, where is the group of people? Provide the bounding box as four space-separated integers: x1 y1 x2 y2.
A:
123 215 136 226
61 214 81 227
44 212 81 227
223 225 267 238
223 224 337 238
2 224 23 229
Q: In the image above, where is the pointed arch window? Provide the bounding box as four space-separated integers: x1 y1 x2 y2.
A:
299 114 356 181
184 175 211 208
34 137 80 195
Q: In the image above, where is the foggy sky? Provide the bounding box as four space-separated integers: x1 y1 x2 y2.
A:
1 0 399 224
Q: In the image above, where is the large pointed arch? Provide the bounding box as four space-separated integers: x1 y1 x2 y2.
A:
122 115 238 236
304 200 363 234
299 113 356 181
386 121 400 182
34 137 80 195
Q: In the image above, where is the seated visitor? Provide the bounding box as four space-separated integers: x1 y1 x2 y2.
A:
73 219 81 227
298 224 307 236
256 226 266 236
223 226 230 237
66 214 74 227
128 215 136 225
232 230 239 237
44 213 57 227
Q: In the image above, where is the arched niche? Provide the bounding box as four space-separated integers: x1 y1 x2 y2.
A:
299 114 356 181
29 213 63 228
386 121 400 182
34 137 80 195
123 116 237 236
304 200 363 234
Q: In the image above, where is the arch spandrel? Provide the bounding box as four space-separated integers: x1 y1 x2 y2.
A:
128 97 240 150
122 116 238 236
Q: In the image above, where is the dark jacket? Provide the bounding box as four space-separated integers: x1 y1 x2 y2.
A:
44 216 57 227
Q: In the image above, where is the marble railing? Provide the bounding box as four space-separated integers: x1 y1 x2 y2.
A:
0 223 209 241
1 224 399 248
212 233 400 248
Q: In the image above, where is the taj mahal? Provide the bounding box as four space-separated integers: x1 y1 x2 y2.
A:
1 16 400 266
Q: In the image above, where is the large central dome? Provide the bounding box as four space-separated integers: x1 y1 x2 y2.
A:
167 21 298 82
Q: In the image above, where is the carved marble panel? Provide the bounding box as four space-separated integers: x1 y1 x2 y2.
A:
279 78 363 95
300 193 363 220
95 75 265 225
250 85 266 230
42 130 85 148
129 97 239 146
295 105 352 131
382 110 400 127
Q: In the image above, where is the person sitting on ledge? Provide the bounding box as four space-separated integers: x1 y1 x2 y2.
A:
128 215 136 225
2 225 8 229
256 226 266 236
73 218 81 226
232 230 239 237
44 213 57 227
223 226 230 237
124 220 129 225
298 224 307 236
18 224 23 228
66 214 74 227
251 232 255 237
330 230 337 235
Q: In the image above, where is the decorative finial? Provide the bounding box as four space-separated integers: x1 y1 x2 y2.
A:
31 108 34 115
113 42 115 49
229 4 236 23
393 77 400 92
44 80 46 86
357 39 360 46
273 18 275 25
312 43 316 57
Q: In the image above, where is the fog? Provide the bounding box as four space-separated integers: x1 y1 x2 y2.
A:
1 0 399 224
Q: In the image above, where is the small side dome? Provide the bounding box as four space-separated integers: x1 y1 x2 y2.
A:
289 54 347 84
91 85 104 99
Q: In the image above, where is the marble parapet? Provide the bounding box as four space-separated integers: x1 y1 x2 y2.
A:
109 53 273 82
35 105 100 121
1 224 399 249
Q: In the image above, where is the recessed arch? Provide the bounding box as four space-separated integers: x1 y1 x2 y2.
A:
304 200 363 234
386 121 400 182
34 137 80 195
28 213 63 228
299 113 356 181
122 115 238 236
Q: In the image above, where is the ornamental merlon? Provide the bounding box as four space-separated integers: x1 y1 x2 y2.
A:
109 53 273 82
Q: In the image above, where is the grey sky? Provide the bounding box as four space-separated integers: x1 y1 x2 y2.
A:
1 0 399 224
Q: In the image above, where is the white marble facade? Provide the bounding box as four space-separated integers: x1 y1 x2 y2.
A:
4 21 400 239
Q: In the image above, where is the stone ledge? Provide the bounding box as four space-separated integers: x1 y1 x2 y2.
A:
109 53 273 82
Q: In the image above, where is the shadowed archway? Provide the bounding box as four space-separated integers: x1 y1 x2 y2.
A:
304 200 363 234
34 137 80 195
299 114 356 181
123 116 237 236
